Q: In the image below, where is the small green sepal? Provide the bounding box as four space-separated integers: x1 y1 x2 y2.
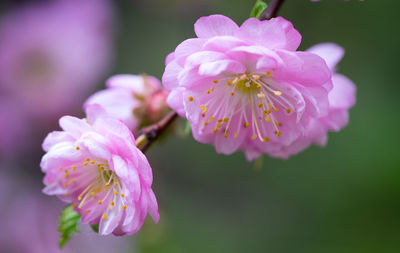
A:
58 205 81 248
250 0 268 18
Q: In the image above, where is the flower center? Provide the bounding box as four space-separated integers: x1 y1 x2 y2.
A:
188 71 297 142
62 150 128 220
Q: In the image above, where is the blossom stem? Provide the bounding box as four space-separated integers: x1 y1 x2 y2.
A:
136 0 285 153
137 111 178 152
259 0 285 21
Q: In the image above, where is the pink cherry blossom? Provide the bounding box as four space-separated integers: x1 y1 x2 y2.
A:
40 105 159 235
252 43 356 159
162 15 333 159
85 74 169 134
0 0 115 120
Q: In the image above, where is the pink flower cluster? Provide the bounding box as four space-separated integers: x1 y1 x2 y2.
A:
41 105 159 235
163 15 356 160
40 12 357 240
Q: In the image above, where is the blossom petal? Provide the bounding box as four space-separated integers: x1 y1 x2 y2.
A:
307 43 344 70
198 59 246 76
238 17 301 51
194 14 239 38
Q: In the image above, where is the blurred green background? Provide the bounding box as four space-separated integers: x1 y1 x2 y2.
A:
113 0 399 252
3 0 400 252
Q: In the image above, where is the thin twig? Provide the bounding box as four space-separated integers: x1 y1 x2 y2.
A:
137 111 178 152
136 0 285 152
259 0 285 21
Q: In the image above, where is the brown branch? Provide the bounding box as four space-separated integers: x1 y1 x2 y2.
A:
137 111 178 152
259 0 285 21
136 0 285 152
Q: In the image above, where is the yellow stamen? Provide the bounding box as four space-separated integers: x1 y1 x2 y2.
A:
75 146 80 150
122 205 127 210
213 80 218 83
188 96 194 102
286 108 291 113
77 181 96 201
98 200 102 204
264 137 270 142
234 133 239 138
274 91 282 96
102 214 107 220
251 134 257 140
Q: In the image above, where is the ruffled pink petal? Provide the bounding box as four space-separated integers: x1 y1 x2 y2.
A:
146 188 160 223
275 50 332 88
194 14 239 38
165 52 175 65
174 38 206 62
59 116 91 138
162 60 183 89
238 17 301 51
78 132 111 161
328 74 356 109
85 89 139 130
106 74 160 95
166 88 186 117
214 129 247 155
201 36 247 52
307 43 344 70
85 104 109 125
135 150 153 186
227 45 282 70
42 131 74 152
198 59 246 76
185 51 228 68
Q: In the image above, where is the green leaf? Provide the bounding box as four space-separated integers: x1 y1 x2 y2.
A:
58 205 81 248
250 0 268 18
90 224 99 233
